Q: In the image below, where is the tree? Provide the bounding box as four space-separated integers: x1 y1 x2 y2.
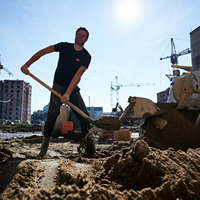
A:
31 110 47 124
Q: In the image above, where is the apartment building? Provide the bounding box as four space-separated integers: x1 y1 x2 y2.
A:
0 80 32 123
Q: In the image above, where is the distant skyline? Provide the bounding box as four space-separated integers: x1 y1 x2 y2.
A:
0 0 199 113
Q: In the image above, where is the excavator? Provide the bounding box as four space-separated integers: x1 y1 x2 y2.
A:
120 64 200 136
120 36 200 136
112 102 123 116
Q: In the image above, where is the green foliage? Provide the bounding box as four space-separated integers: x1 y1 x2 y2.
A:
31 110 47 123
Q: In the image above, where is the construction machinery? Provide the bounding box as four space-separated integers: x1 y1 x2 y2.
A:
121 37 199 136
112 102 123 116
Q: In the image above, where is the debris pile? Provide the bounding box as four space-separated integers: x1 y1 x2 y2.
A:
144 102 200 151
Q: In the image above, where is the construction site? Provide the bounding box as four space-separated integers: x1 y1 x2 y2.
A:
1 25 200 199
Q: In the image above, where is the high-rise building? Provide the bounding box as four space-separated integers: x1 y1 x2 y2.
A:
0 80 32 123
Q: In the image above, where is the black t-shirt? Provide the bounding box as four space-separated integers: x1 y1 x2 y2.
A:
53 42 91 86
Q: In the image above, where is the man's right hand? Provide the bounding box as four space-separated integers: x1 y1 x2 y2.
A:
60 93 70 105
21 65 29 74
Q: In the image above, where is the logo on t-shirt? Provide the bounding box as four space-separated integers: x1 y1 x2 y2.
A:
76 58 80 62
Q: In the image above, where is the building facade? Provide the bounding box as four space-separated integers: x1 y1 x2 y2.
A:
87 106 103 119
190 26 200 71
157 87 170 103
0 80 32 123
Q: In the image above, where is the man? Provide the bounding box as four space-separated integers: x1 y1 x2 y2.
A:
21 27 91 157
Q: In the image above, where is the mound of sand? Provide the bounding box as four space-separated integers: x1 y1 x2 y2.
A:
1 102 200 199
1 135 200 199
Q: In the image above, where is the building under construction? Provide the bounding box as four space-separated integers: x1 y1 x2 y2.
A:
0 80 32 123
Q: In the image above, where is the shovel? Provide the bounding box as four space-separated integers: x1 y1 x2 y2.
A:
27 71 121 130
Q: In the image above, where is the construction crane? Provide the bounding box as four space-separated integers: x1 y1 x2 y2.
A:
110 76 155 111
160 38 191 65
0 55 13 76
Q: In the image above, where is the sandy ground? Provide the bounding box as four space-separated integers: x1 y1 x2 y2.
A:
1 103 200 199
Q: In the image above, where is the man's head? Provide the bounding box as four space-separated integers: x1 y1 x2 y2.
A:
75 27 89 46
76 27 89 38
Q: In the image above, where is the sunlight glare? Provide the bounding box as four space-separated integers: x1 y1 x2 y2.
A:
116 0 140 24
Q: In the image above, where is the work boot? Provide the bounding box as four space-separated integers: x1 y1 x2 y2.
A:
37 136 50 158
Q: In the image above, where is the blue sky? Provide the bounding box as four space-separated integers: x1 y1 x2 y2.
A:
0 0 199 113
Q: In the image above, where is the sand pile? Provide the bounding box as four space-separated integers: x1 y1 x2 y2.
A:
1 102 200 199
1 136 200 199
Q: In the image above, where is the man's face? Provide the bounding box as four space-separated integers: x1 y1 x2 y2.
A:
75 30 88 45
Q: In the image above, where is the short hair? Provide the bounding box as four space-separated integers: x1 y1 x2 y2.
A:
75 27 89 39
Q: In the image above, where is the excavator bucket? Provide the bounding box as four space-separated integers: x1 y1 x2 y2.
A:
120 96 165 121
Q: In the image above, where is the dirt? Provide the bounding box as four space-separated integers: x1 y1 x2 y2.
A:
1 104 200 199
0 124 42 133
143 102 200 151
95 116 122 130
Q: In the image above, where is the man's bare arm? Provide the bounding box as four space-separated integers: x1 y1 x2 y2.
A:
21 45 55 74
60 66 87 104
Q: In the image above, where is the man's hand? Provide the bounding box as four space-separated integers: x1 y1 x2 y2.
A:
21 65 29 74
60 93 70 105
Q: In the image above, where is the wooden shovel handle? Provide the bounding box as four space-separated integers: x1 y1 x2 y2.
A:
27 71 94 123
